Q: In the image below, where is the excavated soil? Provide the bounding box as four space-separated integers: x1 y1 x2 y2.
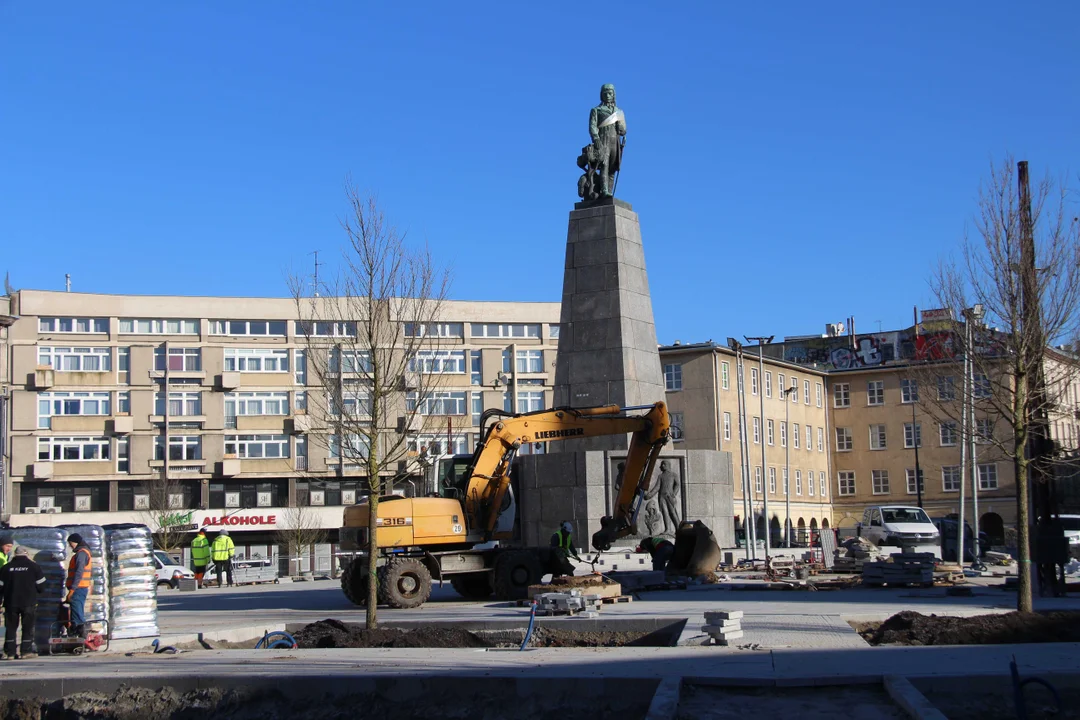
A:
293 618 662 648
528 575 618 594
0 684 648 720
857 610 1080 646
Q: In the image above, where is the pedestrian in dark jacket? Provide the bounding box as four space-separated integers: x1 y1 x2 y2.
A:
0 547 46 659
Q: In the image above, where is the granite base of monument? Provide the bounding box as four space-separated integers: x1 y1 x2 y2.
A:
515 449 734 550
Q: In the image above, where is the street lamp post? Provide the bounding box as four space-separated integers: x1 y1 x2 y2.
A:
746 336 774 558
783 384 794 547
728 338 756 560
965 304 986 568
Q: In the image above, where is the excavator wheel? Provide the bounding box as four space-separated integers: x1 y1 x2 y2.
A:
492 550 543 601
377 557 433 609
340 559 368 607
450 573 493 600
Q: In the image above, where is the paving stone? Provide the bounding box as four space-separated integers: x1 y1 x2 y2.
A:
704 610 743 621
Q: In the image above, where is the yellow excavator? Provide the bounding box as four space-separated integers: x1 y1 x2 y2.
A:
337 402 671 608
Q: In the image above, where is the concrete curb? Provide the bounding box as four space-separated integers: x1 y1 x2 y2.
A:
884 676 948 720
105 623 283 654
644 676 681 720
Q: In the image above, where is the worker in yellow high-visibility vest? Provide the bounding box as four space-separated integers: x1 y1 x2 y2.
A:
210 530 235 588
190 528 211 588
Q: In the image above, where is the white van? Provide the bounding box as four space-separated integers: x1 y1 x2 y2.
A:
861 506 940 548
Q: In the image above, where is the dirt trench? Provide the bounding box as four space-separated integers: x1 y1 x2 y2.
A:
857 610 1080 646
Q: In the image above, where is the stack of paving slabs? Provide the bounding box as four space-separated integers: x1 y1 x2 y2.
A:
104 524 159 639
862 552 935 587
10 527 68 649
535 589 602 617
833 536 880 573
701 610 743 646
58 524 110 626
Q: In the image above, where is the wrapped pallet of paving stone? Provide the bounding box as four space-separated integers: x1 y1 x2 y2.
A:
57 524 110 626
103 523 159 639
10 526 68 649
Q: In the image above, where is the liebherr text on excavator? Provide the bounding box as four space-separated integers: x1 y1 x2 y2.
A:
336 402 671 609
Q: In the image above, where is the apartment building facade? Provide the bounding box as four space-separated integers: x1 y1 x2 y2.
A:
658 342 833 545
0 290 561 560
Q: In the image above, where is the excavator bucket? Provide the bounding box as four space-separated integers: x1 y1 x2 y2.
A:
667 520 722 578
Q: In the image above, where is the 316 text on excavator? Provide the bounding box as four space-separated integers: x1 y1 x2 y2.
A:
535 428 585 439
376 517 413 527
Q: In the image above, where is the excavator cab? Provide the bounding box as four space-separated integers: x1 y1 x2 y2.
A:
429 454 473 500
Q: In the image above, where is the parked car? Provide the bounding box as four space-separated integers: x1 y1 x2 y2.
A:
860 506 940 548
153 550 195 589
932 517 990 561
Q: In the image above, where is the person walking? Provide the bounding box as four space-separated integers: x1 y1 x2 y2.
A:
65 533 92 637
0 547 46 659
210 530 235 588
190 528 211 589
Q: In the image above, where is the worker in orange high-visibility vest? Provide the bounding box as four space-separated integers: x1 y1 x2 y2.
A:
65 533 92 637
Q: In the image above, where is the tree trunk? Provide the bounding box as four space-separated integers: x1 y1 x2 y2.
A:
366 492 379 628
1013 368 1033 613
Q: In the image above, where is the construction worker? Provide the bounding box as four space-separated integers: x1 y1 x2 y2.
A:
636 536 675 572
0 547 46 659
0 534 12 572
550 521 582 577
211 530 235 588
190 528 211 588
65 533 92 637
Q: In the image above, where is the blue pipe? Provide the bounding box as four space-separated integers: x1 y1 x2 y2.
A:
519 602 537 651
255 631 298 649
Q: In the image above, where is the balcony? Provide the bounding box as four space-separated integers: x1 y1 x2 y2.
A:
219 372 241 391
50 416 108 433
235 416 288 432
33 462 53 479
150 459 207 472
220 458 242 477
33 368 55 389
148 369 207 382
110 416 134 435
148 415 207 425
288 415 313 434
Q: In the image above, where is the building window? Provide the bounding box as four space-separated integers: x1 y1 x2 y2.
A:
778 373 785 398
815 382 823 407
407 391 468 416
769 467 777 494
869 424 887 450
38 347 112 372
402 322 462 338
294 350 307 385
942 465 961 492
295 320 357 338
872 469 890 494
867 380 884 406
905 468 924 495
836 427 853 451
664 364 683 391
117 391 130 414
805 424 812 451
470 323 539 338
816 427 824 452
753 416 761 444
937 375 956 401
793 423 800 449
119 318 198 335
470 351 482 385
471 392 482 426
38 317 109 334
409 433 469 457
783 468 790 495
225 348 290 373
518 391 545 413
973 372 992 399
838 471 856 496
755 467 763 494
516 350 544 374
225 434 290 459
939 422 958 446
722 362 730 390
38 436 111 461
328 382 372 417
155 435 201 461
155 392 201 417
328 433 371 459
976 418 993 444
901 378 919 404
820 471 827 498
904 422 922 448
294 391 306 413
117 438 129 473
790 377 798 403
209 320 287 336
330 349 372 374
780 421 787 448
549 324 561 339
750 368 759 396
409 350 466 374
154 347 201 372
804 380 811 405
795 470 803 496
808 469 815 496
670 412 684 442
38 392 111 428
117 347 130 381
765 372 772 398
834 383 850 408
767 419 774 445
722 412 731 441
226 391 290 418
978 463 999 490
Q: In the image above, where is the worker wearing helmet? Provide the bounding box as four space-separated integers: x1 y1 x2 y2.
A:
550 521 582 577
190 528 211 588
636 536 675 572
210 530 235 588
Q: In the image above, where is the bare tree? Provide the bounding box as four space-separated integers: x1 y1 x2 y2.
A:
143 477 193 555
930 156 1080 611
289 183 451 627
275 504 327 578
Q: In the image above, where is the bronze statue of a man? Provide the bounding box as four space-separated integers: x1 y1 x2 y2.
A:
589 84 626 197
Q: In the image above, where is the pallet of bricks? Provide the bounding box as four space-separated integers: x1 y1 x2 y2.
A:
862 552 935 588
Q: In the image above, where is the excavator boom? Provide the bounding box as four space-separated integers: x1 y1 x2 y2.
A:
462 402 671 550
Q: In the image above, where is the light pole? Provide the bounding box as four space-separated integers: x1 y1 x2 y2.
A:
782 384 795 547
965 304 986 568
728 338 756 560
746 336 774 558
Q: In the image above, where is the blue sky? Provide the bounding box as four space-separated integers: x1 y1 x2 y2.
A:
2 2 1077 344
